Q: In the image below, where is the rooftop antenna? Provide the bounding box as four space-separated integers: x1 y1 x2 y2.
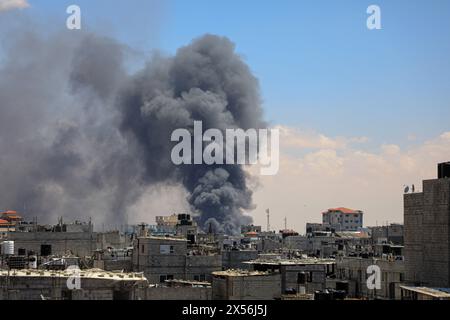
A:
284 217 287 230
266 209 270 232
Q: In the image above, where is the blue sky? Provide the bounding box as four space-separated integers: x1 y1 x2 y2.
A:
20 0 450 148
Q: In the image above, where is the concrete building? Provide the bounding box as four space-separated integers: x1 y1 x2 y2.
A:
132 236 221 284
335 256 405 299
369 224 404 245
241 225 262 234
153 214 198 241
222 250 259 270
155 214 179 229
0 269 148 300
404 162 450 287
306 223 329 234
7 221 96 257
335 231 371 256
146 279 212 300
212 270 281 300
322 207 363 231
245 257 336 295
0 211 23 239
283 235 308 252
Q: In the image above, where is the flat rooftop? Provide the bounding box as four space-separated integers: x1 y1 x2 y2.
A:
0 269 147 281
244 257 336 266
400 286 450 299
212 269 274 277
138 236 187 242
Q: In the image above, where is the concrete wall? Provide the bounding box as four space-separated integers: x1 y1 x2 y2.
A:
281 264 332 294
132 237 221 283
97 231 130 250
145 286 212 300
0 273 147 300
222 250 258 270
186 255 222 282
336 257 404 299
404 178 450 287
212 273 281 300
7 231 97 257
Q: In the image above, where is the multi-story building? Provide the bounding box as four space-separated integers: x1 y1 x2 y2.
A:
369 223 404 245
322 207 364 231
245 257 336 295
132 236 221 284
335 256 405 300
404 162 450 287
6 220 97 257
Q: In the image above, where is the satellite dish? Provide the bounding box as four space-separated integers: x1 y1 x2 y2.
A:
404 185 410 193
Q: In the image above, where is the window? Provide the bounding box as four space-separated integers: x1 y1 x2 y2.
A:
141 244 145 254
160 245 175 254
194 274 206 282
160 275 174 283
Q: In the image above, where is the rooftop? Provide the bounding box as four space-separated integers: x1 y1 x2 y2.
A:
165 279 211 286
0 269 147 281
244 257 336 266
400 286 450 299
212 269 274 277
138 236 187 242
335 231 370 239
323 207 362 214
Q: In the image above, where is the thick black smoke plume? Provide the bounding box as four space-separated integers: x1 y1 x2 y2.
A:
0 23 265 234
118 35 265 233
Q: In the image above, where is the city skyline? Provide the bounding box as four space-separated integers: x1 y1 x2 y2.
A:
1 1 450 233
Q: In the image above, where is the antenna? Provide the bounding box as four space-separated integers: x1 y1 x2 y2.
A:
284 217 287 230
266 209 270 232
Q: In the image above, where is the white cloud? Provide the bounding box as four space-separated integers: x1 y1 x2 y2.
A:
276 125 368 150
249 127 450 233
0 0 29 12
440 132 450 140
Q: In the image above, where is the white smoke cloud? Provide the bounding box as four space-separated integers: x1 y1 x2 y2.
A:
249 127 450 233
0 0 29 12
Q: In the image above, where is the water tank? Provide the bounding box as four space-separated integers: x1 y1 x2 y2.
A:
1 241 14 255
438 162 450 179
28 255 38 269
